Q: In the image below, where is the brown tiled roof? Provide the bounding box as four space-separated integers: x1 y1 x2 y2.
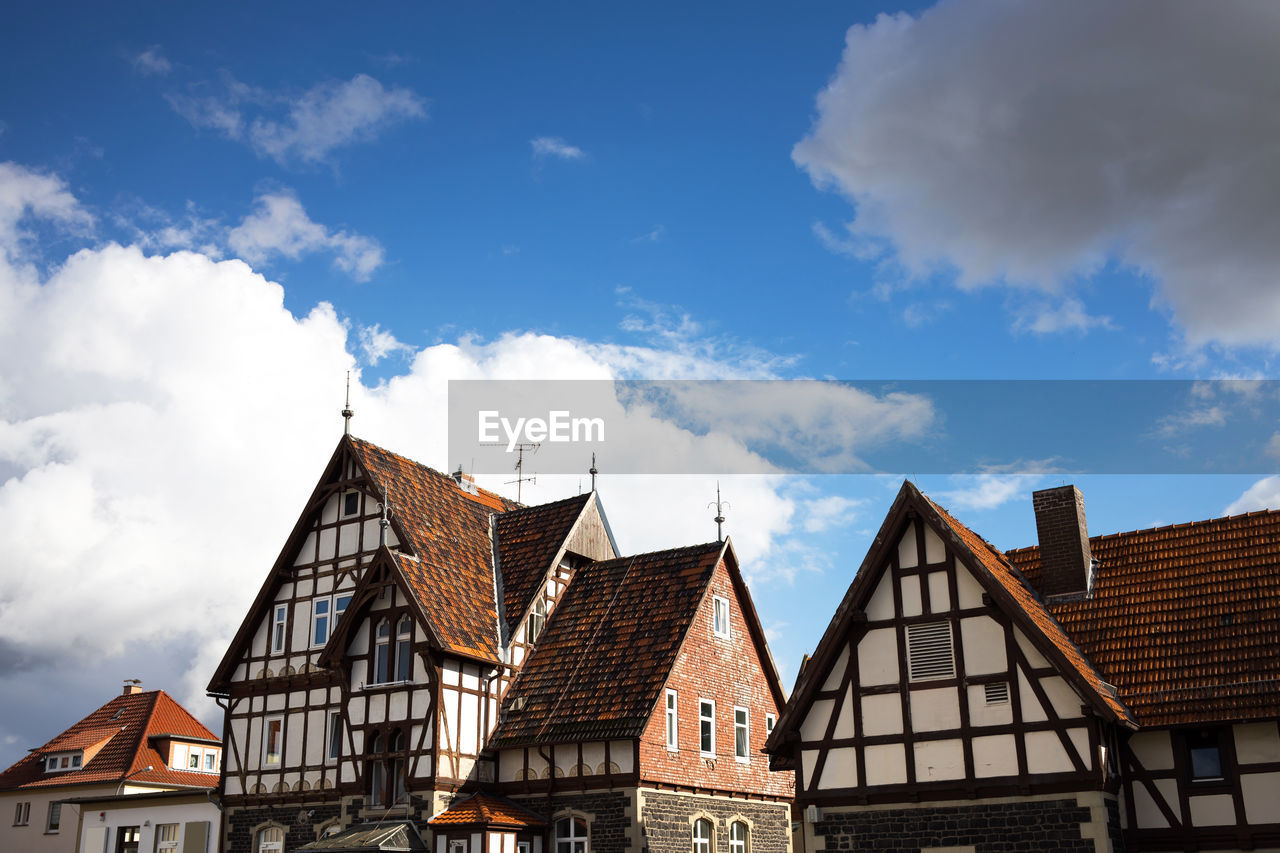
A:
1006 509 1280 727
489 542 726 748
921 494 1136 726
495 493 592 639
351 439 521 662
0 690 219 791
428 792 547 828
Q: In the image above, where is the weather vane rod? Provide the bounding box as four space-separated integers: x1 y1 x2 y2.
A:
709 482 730 543
342 372 354 436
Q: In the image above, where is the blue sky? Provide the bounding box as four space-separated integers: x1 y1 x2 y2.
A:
2 0 1278 769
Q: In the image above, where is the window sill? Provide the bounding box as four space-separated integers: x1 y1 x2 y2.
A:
359 680 414 692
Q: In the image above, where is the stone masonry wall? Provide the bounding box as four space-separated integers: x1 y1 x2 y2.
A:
511 791 634 853
640 791 789 853
814 798 1099 853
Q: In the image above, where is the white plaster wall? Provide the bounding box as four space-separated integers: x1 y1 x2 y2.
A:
927 572 950 613
1014 628 1049 669
898 523 919 569
801 749 820 789
800 700 833 741
1024 731 1074 774
818 747 858 789
965 685 1012 727
611 740 633 773
1017 670 1046 723
1132 783 1170 828
866 574 895 621
914 739 964 781
1040 676 1084 720
900 575 922 618
861 694 903 737
864 743 907 785
1242 770 1280 823
923 525 945 564
858 629 898 686
910 687 961 732
1236 723 1280 763
1189 794 1235 826
389 692 410 721
1128 730 1174 770
955 561 984 610
834 687 855 739
460 692 479 754
821 648 849 691
972 734 1017 778
78 798 218 853
959 617 1006 676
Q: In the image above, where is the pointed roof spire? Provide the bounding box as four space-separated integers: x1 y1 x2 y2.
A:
589 453 598 492
342 371 354 435
709 482 729 542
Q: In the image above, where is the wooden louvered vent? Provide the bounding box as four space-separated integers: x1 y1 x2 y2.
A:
906 621 955 681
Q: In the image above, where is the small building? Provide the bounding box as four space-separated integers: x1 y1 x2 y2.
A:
765 481 1280 852
0 682 222 853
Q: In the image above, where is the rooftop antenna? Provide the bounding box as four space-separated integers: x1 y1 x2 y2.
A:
709 482 730 543
378 496 392 547
341 372 354 436
589 453 599 492
504 443 540 503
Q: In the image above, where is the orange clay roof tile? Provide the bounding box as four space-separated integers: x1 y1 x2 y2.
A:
427 793 547 828
1006 509 1280 727
495 493 593 638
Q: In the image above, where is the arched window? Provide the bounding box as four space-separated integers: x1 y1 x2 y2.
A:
368 730 408 807
730 822 749 853
692 819 713 853
368 732 386 805
391 730 407 804
257 826 284 852
395 617 413 682
555 816 588 853
374 620 391 684
530 596 547 643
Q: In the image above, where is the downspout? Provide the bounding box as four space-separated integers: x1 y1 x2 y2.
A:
210 692 230 853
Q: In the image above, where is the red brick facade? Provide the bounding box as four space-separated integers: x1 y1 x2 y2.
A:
638 557 793 799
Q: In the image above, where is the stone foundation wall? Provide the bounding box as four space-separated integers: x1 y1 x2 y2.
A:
510 791 635 853
639 790 790 853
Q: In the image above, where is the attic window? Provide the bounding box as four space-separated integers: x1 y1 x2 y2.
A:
529 596 547 643
342 491 360 517
984 682 1010 705
713 596 731 639
906 621 956 682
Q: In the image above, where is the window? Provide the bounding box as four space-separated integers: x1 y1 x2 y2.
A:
555 817 588 853
692 819 713 853
116 825 140 853
699 699 715 755
262 716 283 766
189 750 200 769
374 619 391 683
1187 729 1225 781
395 616 413 682
327 711 343 762
734 706 749 762
156 823 179 851
518 842 531 853
730 822 749 853
272 605 288 654
391 731 407 804
71 754 80 768
449 841 467 853
13 801 29 826
984 682 1010 705
45 801 61 833
311 594 353 647
765 713 776 738
529 596 548 643
205 750 217 772
342 490 361 517
665 689 679 751
906 621 956 681
713 596 730 638
367 730 407 808
257 826 284 853
369 732 385 804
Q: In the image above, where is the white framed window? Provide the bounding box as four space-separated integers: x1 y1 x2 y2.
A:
342 490 361 517
189 749 201 769
13 801 29 826
262 716 283 766
271 605 288 654
257 826 284 852
374 619 391 683
665 689 679 751
448 841 467 853
327 711 343 762
156 823 179 851
765 713 776 737
529 596 548 643
906 621 956 681
45 801 61 833
311 594 353 648
205 750 218 772
713 596 730 638
730 822 749 853
395 616 413 681
699 699 715 756
734 706 749 762
555 816 588 853
692 818 713 853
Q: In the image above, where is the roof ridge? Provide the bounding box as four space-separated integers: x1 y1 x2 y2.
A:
349 435 521 510
497 491 591 515
593 540 725 564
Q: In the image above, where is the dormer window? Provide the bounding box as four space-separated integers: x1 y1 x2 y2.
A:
529 597 548 643
44 752 81 772
342 491 361 517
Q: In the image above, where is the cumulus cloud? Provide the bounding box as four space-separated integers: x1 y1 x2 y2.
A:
796 1 1280 348
1226 476 1280 515
131 46 172 76
531 136 586 161
227 191 384 281
169 73 425 165
358 323 412 364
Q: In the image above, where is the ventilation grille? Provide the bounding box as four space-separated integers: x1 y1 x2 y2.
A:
984 681 1010 705
906 621 955 681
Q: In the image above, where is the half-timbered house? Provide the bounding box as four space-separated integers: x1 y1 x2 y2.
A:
208 435 792 853
765 481 1280 852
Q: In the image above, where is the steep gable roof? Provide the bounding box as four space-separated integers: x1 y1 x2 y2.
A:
1006 508 1280 727
495 492 594 639
488 542 727 747
0 689 219 791
768 481 1134 760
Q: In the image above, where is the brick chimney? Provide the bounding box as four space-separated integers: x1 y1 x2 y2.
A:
1031 485 1093 598
122 679 143 695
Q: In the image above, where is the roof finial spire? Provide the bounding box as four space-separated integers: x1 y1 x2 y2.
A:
709 482 729 543
589 453 598 492
341 372 355 436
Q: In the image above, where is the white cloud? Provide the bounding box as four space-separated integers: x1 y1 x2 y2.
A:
938 473 1037 512
1226 476 1280 515
227 191 384 281
802 495 864 532
131 47 171 76
1012 298 1115 335
796 1 1280 348
1267 433 1280 461
1153 404 1227 437
531 136 586 161
169 74 425 165
631 224 665 243
358 324 412 364
0 161 94 260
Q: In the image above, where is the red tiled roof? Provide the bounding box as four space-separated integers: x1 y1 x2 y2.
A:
428 792 547 828
921 494 1136 727
489 542 726 748
351 439 520 662
1006 509 1280 727
495 493 593 639
0 690 219 792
